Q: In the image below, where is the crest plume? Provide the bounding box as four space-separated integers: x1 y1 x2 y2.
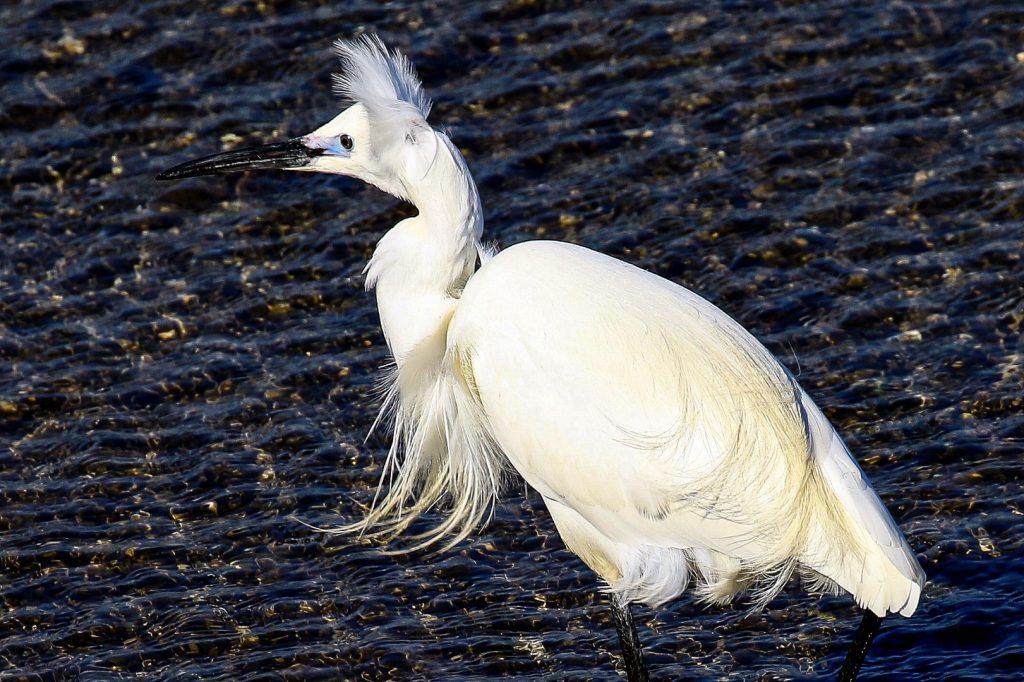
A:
331 35 432 120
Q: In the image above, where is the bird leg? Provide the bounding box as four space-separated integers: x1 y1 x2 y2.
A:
609 593 650 682
836 610 883 682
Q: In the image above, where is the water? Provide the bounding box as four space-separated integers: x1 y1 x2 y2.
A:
2 1 1023 679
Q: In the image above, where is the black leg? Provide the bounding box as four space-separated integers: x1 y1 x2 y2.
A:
836 610 883 682
610 593 650 682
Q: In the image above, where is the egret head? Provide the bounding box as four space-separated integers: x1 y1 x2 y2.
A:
156 35 439 203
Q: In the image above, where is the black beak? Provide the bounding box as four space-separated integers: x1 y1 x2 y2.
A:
156 137 324 181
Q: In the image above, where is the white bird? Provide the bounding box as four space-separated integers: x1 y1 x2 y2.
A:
158 35 925 681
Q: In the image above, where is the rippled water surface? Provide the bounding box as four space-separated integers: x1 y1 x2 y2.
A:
3 1 1024 680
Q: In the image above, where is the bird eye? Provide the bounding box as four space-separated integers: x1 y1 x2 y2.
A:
339 134 354 151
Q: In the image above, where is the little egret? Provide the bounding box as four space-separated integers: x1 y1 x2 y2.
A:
157 35 925 680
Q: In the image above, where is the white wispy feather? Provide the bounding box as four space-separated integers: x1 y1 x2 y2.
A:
330 35 440 186
328 348 507 553
331 35 432 122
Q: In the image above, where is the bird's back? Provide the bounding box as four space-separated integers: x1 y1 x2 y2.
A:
448 240 923 616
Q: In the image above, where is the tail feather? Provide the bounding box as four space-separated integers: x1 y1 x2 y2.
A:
802 512 922 617
796 387 925 616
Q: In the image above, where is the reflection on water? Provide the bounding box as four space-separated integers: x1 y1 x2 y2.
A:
2 1 1023 679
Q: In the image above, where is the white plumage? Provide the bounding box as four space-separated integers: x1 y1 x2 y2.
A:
322 35 924 618
157 35 925 678
315 36 924 620
451 241 923 616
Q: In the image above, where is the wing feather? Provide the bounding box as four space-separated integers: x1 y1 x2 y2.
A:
451 239 923 614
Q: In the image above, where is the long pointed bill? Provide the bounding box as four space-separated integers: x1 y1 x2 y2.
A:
155 138 324 181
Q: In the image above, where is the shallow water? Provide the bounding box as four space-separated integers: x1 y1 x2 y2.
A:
2 0 1023 679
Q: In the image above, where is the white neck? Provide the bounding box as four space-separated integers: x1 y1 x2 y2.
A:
364 133 483 365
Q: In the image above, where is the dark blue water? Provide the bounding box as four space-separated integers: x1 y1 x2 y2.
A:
2 1 1023 679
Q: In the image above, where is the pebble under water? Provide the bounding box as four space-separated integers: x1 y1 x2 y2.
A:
2 1 1024 680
